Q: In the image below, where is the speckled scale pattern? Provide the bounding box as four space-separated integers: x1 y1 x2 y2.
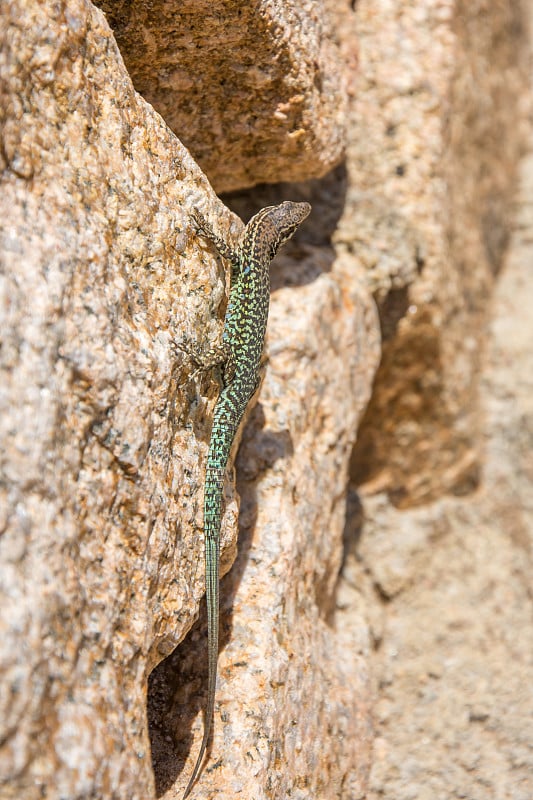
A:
184 201 311 798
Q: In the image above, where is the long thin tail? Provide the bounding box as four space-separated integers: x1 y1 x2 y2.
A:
183 392 244 797
183 532 219 798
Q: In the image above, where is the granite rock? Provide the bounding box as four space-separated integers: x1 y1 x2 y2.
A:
1 0 530 798
95 0 347 193
329 0 530 507
0 1 376 798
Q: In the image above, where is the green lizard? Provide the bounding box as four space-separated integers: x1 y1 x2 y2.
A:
183 200 311 798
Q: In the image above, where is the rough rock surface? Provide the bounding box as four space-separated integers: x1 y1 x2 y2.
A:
355 142 533 800
150 242 379 799
1 0 531 799
330 0 530 507
0 1 239 797
0 1 376 799
95 0 347 193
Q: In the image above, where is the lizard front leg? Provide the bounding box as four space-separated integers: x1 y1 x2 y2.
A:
191 208 240 271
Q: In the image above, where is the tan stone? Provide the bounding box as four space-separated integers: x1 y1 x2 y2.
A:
337 3 533 796
95 0 347 193
327 0 530 507
0 1 239 797
1 0 530 798
151 253 379 798
0 1 376 798
358 144 533 800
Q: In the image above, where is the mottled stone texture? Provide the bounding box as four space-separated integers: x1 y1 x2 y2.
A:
0 1 374 799
0 1 238 797
329 0 529 507
151 249 378 799
95 0 346 193
1 0 531 798
359 144 533 800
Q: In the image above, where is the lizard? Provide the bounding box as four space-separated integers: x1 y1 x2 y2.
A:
183 200 311 798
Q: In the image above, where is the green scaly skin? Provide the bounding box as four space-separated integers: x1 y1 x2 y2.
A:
183 201 311 798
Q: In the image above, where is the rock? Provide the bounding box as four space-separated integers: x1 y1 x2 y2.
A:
1 0 530 798
0 1 240 797
329 0 530 507
1 1 376 798
151 249 379 798
360 146 533 800
95 0 347 193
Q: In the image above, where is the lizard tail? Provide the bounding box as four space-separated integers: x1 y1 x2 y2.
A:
184 394 243 797
183 532 220 798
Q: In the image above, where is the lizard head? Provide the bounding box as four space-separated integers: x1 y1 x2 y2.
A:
270 201 312 247
247 201 311 260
